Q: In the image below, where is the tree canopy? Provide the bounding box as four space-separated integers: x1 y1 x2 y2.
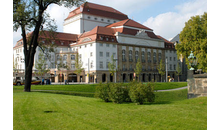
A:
13 0 85 91
176 12 207 72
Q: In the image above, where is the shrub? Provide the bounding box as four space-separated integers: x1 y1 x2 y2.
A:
109 83 130 104
129 82 147 105
94 82 111 102
146 82 155 103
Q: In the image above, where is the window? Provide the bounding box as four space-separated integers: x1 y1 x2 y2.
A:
85 45 87 48
174 65 176 70
106 52 110 57
106 37 109 41
135 51 138 62
61 42 64 45
148 52 151 63
101 18 104 21
114 21 116 23
111 38 114 42
141 51 145 61
106 44 109 47
100 62 103 69
170 57 172 61
100 43 103 46
122 50 126 61
90 52 93 57
100 52 103 57
71 55 75 60
113 44 116 48
129 50 132 61
94 17 97 20
129 64 132 70
107 20 110 22
71 64 75 69
87 16 90 19
100 36 103 40
174 57 176 61
113 53 116 58
158 53 162 62
153 52 157 63
90 61 93 68
170 64 172 70
106 62 109 69
63 55 67 60
90 43 92 46
123 64 125 70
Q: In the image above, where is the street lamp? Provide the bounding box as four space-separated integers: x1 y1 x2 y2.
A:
188 51 197 70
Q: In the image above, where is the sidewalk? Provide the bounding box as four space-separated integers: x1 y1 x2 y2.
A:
51 82 96 85
156 86 187 92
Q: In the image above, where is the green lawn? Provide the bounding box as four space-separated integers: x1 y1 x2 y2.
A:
13 87 207 130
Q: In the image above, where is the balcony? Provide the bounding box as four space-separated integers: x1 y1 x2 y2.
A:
122 58 126 62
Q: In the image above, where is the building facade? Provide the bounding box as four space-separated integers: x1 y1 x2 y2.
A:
13 2 182 83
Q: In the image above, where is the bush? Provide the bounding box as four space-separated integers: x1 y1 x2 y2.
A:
95 82 155 104
129 82 155 104
109 83 130 104
129 82 147 105
94 82 111 102
146 82 155 103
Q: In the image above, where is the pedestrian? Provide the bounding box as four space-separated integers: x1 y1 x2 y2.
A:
42 78 44 85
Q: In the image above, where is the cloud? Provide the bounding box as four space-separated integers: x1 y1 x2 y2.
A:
143 0 207 40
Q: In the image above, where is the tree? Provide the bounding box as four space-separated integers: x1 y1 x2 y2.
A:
176 12 207 72
13 0 85 92
108 55 117 83
74 53 84 80
35 51 50 84
175 63 182 82
134 58 142 82
157 59 165 82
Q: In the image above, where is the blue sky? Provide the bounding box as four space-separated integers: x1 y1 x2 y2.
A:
13 0 207 46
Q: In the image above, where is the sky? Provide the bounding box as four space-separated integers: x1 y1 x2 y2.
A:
13 0 207 46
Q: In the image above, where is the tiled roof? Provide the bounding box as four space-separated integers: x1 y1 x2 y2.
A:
14 31 79 48
65 2 128 20
157 35 173 44
106 19 153 31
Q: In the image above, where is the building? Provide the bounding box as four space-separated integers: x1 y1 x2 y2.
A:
170 34 188 81
13 2 181 83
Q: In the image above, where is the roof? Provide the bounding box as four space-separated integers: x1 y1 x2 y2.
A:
106 19 153 31
157 35 175 49
14 31 79 48
75 26 117 45
65 2 128 20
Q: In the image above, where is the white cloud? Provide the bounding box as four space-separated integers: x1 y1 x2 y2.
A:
143 0 207 40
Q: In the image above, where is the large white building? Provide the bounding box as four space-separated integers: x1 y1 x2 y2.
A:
13 2 180 83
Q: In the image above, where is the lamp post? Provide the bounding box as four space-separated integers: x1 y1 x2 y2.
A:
188 51 197 71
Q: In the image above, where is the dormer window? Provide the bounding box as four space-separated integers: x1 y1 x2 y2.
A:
106 38 109 41
101 19 104 21
107 20 110 22
87 16 90 19
111 38 114 42
61 42 64 45
94 17 97 20
100 36 103 40
87 9 90 12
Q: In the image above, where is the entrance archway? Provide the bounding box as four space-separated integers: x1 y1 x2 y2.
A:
58 74 64 82
102 73 106 82
129 73 133 81
68 73 77 82
142 74 145 82
148 73 151 82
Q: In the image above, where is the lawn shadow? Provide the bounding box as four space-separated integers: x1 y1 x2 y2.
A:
143 101 172 105
43 110 57 113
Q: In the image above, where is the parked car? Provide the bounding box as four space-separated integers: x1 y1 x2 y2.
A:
13 77 41 85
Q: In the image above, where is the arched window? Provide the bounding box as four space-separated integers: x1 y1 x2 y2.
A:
153 52 156 63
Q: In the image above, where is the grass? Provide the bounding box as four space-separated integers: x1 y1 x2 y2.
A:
13 82 187 97
13 87 207 130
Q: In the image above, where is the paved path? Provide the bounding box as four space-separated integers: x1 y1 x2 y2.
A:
155 86 187 92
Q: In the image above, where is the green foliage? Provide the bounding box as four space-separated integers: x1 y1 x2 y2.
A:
157 59 165 81
75 53 84 75
176 12 207 72
35 51 50 78
95 82 111 102
145 82 155 103
109 83 130 103
108 55 117 77
134 58 142 81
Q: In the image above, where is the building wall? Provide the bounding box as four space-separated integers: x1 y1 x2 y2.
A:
63 14 82 34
